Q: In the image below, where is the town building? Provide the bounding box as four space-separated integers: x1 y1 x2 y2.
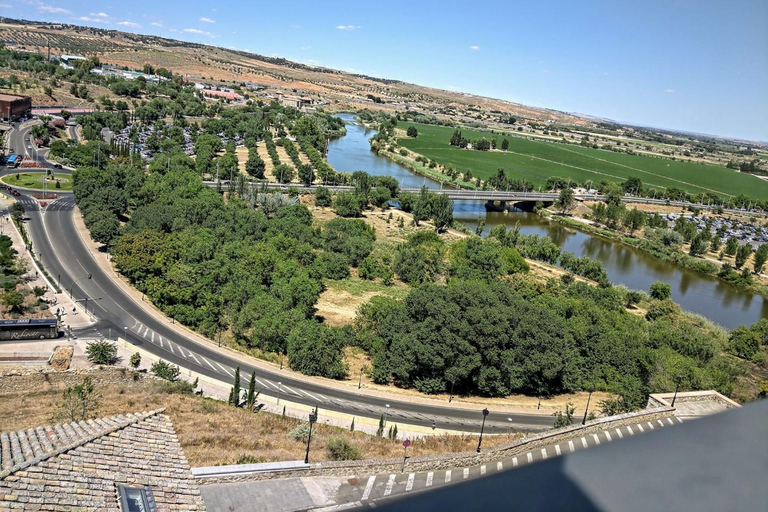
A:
0 94 32 122
0 409 206 511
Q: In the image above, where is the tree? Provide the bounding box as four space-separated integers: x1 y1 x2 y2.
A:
754 244 768 274
274 164 296 184
3 290 24 313
725 237 739 256
431 194 454 232
61 377 98 422
130 352 141 369
230 366 241 406
246 371 257 409
406 126 418 138
315 186 332 207
151 360 180 382
623 208 646 234
86 340 118 365
649 282 672 301
689 233 708 257
333 191 364 217
370 186 392 209
554 188 575 214
501 139 509 150
625 290 643 308
553 402 575 428
735 243 752 269
245 149 266 178
287 321 348 379
298 163 314 186
412 186 432 225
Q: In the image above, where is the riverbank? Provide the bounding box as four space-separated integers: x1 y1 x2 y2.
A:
541 209 768 300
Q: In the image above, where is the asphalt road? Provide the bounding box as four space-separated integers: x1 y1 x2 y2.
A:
6 163 554 433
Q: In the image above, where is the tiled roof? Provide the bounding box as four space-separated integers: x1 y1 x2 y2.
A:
0 409 205 511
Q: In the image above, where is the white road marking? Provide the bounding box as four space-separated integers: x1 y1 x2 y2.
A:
568 440 575 453
667 418 675 426
657 420 665 427
615 428 623 439
463 468 469 479
581 437 588 449
592 433 601 445
540 448 548 460
555 445 561 456
151 331 155 343
627 425 634 435
647 422 654 430
526 452 533 463
512 457 518 467
361 476 376 500
254 377 270 388
406 473 415 491
384 474 396 496
187 351 200 365
168 343 175 355
142 325 149 337
157 335 164 348
604 431 612 442
426 472 433 487
297 389 324 402
201 356 217 371
281 384 300 396
480 465 486 475
677 417 684 423
637 424 645 432
497 461 503 471
445 470 451 483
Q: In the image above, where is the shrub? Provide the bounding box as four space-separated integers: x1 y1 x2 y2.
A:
315 186 332 207
288 422 313 443
649 281 672 300
85 340 118 365
129 352 141 369
326 436 362 461
151 360 180 382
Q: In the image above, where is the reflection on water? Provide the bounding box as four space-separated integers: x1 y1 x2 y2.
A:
328 114 768 329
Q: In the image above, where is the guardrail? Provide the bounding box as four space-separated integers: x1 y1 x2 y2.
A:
192 460 310 479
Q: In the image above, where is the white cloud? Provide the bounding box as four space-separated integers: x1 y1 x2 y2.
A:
0 3 11 8
199 17 216 23
336 25 360 31
183 28 215 37
664 89 675 93
78 16 106 23
469 45 480 51
300 46 311 50
37 4 71 15
602 71 609 76
117 21 140 28
151 22 163 27
89 12 109 18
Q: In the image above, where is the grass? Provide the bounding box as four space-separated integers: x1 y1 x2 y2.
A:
0 369 516 467
1 172 73 191
397 123 768 199
324 276 410 299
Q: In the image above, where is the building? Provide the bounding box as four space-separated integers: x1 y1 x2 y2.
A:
201 89 243 102
0 408 206 511
0 94 32 122
277 93 313 110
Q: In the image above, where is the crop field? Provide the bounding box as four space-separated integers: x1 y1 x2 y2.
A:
398 124 768 198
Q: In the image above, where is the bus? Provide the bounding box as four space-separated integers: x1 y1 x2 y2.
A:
5 155 17 167
0 318 60 340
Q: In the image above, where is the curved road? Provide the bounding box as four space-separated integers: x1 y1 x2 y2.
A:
2 130 554 434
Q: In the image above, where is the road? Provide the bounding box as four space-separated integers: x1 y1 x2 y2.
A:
11 187 555 434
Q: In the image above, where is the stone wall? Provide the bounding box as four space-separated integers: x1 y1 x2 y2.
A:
0 367 150 394
197 407 675 484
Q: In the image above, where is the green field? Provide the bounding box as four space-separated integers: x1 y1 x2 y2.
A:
1 172 73 191
398 124 768 198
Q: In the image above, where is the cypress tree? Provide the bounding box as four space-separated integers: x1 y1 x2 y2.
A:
246 371 256 410
377 414 384 437
350 417 355 432
232 366 241 407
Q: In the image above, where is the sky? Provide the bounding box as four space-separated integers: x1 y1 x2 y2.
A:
3 0 767 141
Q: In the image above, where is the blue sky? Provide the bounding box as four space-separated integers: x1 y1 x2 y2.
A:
4 0 767 141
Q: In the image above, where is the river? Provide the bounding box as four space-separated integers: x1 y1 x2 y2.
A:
327 114 767 329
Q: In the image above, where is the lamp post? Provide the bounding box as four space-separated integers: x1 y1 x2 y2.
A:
69 273 92 298
448 380 455 403
582 386 595 426
280 352 284 370
277 382 282 405
123 326 128 341
507 417 513 439
384 404 390 426
303 411 317 464
358 367 364 389
671 373 684 407
476 408 490 453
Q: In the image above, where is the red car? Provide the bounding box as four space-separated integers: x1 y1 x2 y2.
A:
10 190 20 196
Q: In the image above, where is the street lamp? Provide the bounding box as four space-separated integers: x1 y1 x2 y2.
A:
303 411 317 464
384 404 390 426
69 273 92 298
358 367 364 389
476 408 490 453
448 380 455 403
123 326 128 341
671 373 684 407
582 386 595 426
280 351 284 370
277 382 282 405
507 417 513 439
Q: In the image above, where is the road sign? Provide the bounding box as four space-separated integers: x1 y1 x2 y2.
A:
403 439 411 448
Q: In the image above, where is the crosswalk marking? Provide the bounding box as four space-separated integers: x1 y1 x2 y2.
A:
615 428 623 439
592 434 600 445
604 431 612 442
406 473 415 491
445 470 451 483
384 474 396 496
142 325 149 337
676 417 684 423
540 448 548 460
497 461 503 471
463 468 469 479
555 444 561 456
667 418 675 426
568 440 575 453
361 476 376 500
627 425 634 435
526 452 533 463
581 437 588 449
637 424 645 432
657 420 665 428
647 422 654 430
426 472 433 487
480 465 486 475
157 335 164 348
151 331 155 343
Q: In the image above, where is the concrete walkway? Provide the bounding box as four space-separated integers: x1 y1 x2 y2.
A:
200 416 685 512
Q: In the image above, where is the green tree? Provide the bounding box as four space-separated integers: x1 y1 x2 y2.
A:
2 290 25 313
130 352 141 369
649 282 672 300
689 233 708 257
333 191 364 217
735 244 752 269
151 360 180 382
553 402 575 428
554 188 575 214
86 340 118 365
287 321 348 379
406 126 418 138
753 244 768 274
501 139 509 150
315 186 333 207
298 163 314 186
623 208 646 234
326 436 362 460
61 377 98 422
431 193 454 232
230 366 242 406
246 371 258 410
725 237 739 256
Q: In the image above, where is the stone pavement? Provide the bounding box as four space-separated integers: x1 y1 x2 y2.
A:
200 416 685 512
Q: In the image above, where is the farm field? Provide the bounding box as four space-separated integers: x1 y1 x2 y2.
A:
398 124 768 199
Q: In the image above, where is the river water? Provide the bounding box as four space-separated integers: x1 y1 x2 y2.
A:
327 114 767 329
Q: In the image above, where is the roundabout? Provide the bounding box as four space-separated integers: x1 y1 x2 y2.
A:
0 171 73 191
